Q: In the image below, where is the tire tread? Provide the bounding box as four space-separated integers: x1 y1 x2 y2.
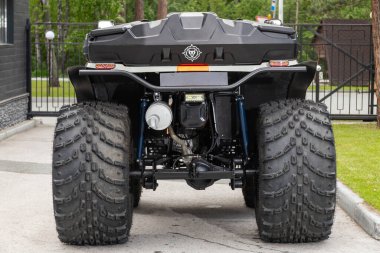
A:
53 102 133 245
256 99 336 243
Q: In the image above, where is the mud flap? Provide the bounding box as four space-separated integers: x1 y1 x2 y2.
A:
287 61 317 99
67 66 95 102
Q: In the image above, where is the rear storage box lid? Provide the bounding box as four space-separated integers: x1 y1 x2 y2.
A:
85 12 297 66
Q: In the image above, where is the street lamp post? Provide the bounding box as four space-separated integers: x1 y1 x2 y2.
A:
279 0 284 23
45 31 55 96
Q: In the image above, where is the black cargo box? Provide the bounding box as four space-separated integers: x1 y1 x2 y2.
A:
84 12 297 66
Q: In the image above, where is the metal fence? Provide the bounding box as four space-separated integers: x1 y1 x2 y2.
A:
26 21 377 120
27 22 97 116
291 23 376 120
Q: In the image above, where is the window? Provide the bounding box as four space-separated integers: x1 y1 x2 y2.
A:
0 0 12 44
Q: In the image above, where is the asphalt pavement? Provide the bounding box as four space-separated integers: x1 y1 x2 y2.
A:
0 121 379 253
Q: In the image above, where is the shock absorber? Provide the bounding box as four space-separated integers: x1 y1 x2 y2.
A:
236 96 249 159
137 98 149 161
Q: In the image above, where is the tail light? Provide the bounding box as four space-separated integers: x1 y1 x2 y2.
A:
269 60 289 67
95 63 116 70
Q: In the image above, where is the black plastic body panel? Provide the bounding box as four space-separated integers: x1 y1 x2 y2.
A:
85 13 297 66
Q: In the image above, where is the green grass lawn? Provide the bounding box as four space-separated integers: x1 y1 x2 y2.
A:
308 85 370 92
334 123 380 211
31 80 76 98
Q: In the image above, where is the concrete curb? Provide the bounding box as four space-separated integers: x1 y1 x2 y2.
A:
337 181 380 240
0 120 37 142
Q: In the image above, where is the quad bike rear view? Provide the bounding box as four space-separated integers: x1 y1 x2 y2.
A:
52 12 336 245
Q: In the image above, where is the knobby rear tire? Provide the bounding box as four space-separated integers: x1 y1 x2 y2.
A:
52 102 134 245
255 99 336 243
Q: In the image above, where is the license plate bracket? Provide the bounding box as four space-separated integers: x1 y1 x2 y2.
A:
160 72 228 87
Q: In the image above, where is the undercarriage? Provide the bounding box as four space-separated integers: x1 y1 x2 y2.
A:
133 92 254 191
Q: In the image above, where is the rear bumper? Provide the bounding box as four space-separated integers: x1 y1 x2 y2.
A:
79 65 307 92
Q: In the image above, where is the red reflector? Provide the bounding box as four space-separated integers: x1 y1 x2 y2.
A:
177 64 209 72
269 60 289 67
95 63 116 70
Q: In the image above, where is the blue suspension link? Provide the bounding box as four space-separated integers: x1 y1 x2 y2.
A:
137 98 149 160
236 96 249 158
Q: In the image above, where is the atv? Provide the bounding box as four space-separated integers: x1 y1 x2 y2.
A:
52 12 336 245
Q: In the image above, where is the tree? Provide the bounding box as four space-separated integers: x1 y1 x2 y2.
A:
157 0 168 19
57 0 70 76
283 0 371 24
295 0 300 24
135 0 144 20
30 0 43 66
372 0 380 126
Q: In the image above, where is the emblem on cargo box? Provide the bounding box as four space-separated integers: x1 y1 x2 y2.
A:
182 44 202 62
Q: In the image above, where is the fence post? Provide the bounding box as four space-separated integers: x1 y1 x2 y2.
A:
299 25 303 62
48 39 51 96
316 68 320 102
370 23 375 116
25 19 32 119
